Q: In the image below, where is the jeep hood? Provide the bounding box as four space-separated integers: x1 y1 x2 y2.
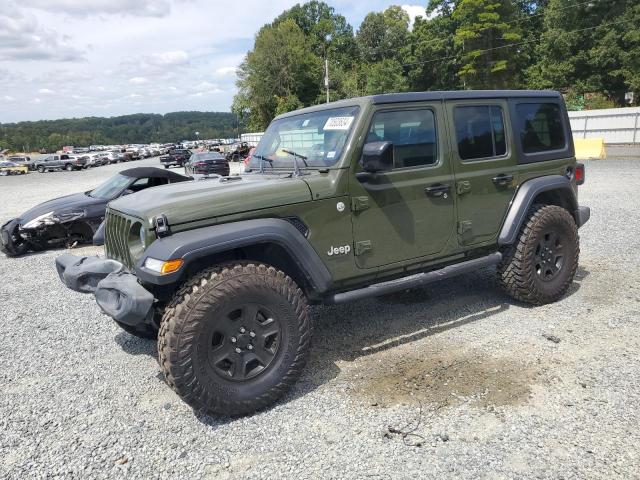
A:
108 174 313 226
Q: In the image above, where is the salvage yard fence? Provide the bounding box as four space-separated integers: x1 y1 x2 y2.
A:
568 107 640 145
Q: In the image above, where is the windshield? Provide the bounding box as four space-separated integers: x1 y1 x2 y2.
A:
250 105 360 170
89 173 132 200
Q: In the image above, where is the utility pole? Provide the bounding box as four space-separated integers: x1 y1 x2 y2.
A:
324 57 330 103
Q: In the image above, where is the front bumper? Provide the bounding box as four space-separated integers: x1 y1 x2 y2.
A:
55 254 155 326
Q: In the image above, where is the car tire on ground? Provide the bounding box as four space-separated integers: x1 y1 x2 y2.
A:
0 170 8 176
498 204 579 305
65 164 73 171
37 165 45 173
158 262 311 416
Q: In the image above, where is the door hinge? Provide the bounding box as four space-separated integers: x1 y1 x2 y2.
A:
355 240 372 256
351 196 369 213
457 220 472 235
456 181 472 195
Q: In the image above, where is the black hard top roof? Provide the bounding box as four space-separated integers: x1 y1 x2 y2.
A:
120 167 189 181
371 90 562 104
275 89 562 119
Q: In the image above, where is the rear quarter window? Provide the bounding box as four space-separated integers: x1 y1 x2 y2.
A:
510 99 573 163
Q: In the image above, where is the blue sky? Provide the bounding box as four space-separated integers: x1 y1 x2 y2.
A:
0 0 427 123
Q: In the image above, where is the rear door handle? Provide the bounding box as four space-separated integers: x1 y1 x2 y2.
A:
424 184 450 197
492 174 514 186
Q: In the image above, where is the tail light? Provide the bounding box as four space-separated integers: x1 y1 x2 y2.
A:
575 163 585 185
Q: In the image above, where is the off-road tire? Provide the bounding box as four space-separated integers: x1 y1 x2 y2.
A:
498 204 579 305
158 262 311 416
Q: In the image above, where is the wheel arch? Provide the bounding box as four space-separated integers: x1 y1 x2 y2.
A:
135 218 333 299
499 175 578 246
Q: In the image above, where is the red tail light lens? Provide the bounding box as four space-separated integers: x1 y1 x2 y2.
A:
575 163 585 185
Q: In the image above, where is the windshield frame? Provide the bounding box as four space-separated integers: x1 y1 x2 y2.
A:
249 104 361 172
88 173 134 200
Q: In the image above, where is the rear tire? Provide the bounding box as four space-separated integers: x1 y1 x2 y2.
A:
158 262 311 416
498 204 579 305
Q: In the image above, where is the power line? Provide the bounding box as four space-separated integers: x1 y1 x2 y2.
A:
368 0 606 59
398 17 634 69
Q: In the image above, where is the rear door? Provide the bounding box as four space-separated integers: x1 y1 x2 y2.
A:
350 102 456 269
446 99 518 246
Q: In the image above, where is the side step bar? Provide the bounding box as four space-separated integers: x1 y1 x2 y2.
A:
327 252 502 304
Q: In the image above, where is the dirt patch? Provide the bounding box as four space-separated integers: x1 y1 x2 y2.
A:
349 349 538 409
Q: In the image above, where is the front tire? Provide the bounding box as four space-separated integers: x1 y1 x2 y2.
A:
37 165 45 173
498 204 579 305
158 263 311 416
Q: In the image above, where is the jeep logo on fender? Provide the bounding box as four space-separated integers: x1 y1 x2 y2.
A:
327 245 351 256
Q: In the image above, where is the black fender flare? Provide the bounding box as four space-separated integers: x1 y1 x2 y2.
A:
134 218 333 293
498 175 579 246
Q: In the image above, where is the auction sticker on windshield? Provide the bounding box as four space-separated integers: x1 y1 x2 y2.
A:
324 116 354 131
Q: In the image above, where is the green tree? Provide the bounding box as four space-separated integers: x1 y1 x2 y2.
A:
233 19 322 130
527 0 634 105
356 6 411 63
452 0 524 88
364 59 409 94
406 10 462 91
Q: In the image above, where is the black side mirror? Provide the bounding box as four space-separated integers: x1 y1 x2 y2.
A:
356 141 393 183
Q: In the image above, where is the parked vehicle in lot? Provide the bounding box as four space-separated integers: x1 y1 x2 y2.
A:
56 90 590 416
184 152 230 176
7 156 35 171
160 148 192 168
0 161 29 176
1 168 190 257
226 141 251 161
34 154 86 172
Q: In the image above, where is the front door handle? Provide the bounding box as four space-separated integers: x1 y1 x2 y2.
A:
492 174 514 187
424 183 450 197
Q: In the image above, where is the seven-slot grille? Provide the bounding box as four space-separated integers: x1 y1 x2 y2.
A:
104 209 135 269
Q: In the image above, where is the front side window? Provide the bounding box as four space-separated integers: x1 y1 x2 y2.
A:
516 103 566 153
454 105 506 160
367 109 438 168
251 106 360 169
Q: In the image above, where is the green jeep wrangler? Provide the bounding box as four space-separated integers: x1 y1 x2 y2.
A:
57 90 590 416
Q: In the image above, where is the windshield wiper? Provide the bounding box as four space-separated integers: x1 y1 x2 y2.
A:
281 149 308 177
253 154 273 173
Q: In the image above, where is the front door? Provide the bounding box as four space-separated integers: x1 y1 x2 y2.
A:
350 103 456 269
445 100 519 246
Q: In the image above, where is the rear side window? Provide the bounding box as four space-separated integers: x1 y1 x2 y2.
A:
367 109 438 168
516 103 566 153
454 106 506 160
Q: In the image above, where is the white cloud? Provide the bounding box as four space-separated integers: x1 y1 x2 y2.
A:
30 97 42 104
38 88 54 94
149 50 189 66
401 4 427 29
21 0 173 17
128 93 142 98
129 76 149 85
2 95 16 102
0 1 85 61
215 66 237 77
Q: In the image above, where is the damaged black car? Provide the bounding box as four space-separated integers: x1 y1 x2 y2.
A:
0 167 189 257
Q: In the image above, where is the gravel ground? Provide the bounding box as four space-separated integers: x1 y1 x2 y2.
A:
1 158 639 479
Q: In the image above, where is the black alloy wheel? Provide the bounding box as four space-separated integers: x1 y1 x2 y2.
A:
208 303 281 381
